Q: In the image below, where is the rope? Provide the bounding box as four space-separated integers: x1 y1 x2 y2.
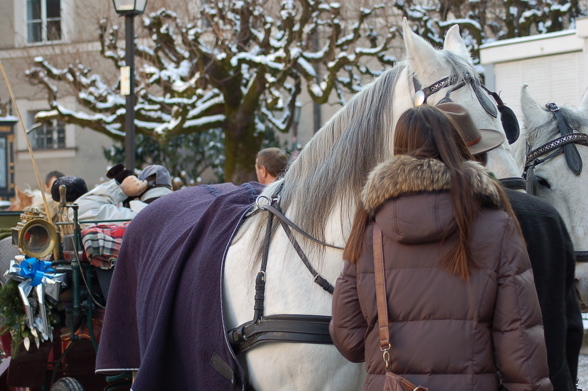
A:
0 61 54 225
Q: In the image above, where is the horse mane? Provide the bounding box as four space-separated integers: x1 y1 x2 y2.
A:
279 66 404 243
242 48 485 260
527 106 588 147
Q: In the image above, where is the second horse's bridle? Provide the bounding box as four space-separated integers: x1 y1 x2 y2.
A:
524 102 588 191
523 102 588 263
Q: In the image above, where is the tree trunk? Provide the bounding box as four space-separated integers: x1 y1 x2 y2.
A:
223 119 262 184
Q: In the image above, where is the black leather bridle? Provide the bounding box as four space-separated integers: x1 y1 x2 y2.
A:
523 103 588 263
524 103 588 186
413 72 521 145
228 183 339 354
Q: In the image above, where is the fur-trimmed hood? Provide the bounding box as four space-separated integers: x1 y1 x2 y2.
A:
362 155 501 215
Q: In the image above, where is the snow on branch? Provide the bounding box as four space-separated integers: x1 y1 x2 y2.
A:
25 0 400 182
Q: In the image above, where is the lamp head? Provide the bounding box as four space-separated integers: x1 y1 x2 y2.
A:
112 0 147 15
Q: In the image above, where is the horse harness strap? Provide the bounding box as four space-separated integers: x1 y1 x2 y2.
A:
499 177 527 191
252 208 274 323
228 189 337 354
412 73 498 118
228 314 333 354
259 204 343 250
412 72 521 144
575 251 588 263
546 102 583 175
254 203 337 295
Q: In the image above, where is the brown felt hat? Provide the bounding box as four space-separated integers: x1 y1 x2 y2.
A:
437 102 505 154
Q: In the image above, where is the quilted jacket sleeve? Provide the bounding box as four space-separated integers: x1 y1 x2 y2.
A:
330 260 367 363
493 216 553 391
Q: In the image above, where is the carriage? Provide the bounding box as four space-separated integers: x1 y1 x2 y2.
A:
0 198 132 391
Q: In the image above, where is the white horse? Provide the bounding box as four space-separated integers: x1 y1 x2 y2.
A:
223 19 519 391
517 84 588 306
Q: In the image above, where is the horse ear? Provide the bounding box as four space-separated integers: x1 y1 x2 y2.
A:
520 84 551 140
442 25 472 62
15 186 24 200
580 87 588 112
402 18 442 75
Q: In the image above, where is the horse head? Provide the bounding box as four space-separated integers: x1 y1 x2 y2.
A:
401 19 521 180
520 84 588 306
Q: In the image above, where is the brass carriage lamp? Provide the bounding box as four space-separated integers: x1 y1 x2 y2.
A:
112 0 148 169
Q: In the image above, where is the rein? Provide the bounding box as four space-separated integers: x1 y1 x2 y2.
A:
228 184 338 354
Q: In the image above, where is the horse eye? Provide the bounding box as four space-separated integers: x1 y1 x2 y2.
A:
536 176 551 189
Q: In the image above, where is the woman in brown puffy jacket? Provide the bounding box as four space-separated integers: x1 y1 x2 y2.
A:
329 105 552 391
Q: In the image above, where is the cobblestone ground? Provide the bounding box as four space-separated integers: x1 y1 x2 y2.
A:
579 355 588 390
580 318 588 390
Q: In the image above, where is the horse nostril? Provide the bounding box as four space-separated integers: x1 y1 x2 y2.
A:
536 176 551 189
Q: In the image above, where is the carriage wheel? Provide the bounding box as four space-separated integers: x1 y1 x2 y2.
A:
50 377 85 391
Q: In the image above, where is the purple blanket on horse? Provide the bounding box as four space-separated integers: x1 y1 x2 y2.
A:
95 182 263 390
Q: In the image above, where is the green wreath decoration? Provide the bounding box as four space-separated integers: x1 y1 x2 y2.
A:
0 279 60 356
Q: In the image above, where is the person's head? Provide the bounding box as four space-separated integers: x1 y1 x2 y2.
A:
51 176 88 203
393 105 474 165
255 148 289 185
44 170 64 193
436 102 505 162
138 165 173 203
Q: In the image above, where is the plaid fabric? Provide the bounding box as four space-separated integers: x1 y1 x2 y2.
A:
81 222 130 269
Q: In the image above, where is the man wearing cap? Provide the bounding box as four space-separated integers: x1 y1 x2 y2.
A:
438 102 583 391
73 164 173 223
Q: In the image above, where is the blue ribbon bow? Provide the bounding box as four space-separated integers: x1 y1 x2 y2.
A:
19 258 54 287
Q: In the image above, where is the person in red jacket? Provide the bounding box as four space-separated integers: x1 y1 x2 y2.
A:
330 104 552 390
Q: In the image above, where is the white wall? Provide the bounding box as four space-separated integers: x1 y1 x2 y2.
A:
480 17 588 120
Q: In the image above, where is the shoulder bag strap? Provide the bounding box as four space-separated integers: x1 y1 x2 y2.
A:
373 224 392 367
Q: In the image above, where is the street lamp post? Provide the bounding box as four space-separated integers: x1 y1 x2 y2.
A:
112 0 148 169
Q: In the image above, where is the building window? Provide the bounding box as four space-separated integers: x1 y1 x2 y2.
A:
29 115 66 150
27 0 61 44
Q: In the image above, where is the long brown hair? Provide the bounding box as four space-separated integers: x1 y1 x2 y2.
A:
344 105 515 280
